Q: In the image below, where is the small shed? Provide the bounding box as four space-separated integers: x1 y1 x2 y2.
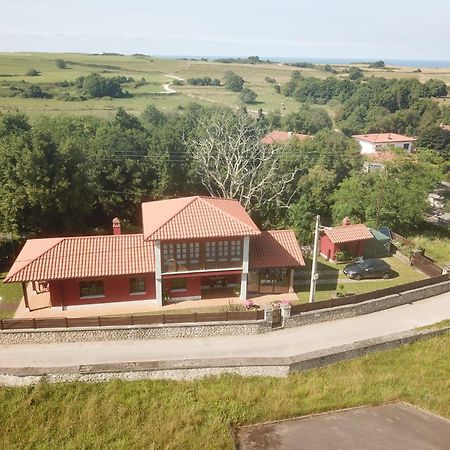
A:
363 228 391 258
320 220 374 262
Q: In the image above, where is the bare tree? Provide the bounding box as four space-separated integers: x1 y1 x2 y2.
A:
187 112 298 211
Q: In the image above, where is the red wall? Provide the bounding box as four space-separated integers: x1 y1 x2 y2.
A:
163 276 202 298
320 235 335 260
49 273 156 307
320 236 366 261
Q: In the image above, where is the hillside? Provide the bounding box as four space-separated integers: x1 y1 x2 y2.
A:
1 52 449 118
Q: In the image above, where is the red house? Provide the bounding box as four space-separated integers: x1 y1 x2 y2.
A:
320 222 373 263
5 196 305 311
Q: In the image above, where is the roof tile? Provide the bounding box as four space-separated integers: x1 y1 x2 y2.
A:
142 196 260 241
324 224 373 244
250 230 305 268
5 234 154 283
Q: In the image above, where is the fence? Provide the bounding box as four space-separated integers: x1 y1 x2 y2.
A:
391 230 443 277
411 253 443 277
0 309 265 331
290 273 449 316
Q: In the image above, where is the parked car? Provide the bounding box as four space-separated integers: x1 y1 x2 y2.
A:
343 258 392 280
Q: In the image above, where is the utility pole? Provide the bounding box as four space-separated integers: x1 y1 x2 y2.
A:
309 215 321 303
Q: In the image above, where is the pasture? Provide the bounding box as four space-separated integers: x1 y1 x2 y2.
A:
1 52 449 118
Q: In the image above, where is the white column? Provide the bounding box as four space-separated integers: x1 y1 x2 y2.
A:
240 236 250 301
289 269 295 293
154 240 163 307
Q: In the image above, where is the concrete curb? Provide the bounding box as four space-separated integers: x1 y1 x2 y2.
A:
1 326 448 385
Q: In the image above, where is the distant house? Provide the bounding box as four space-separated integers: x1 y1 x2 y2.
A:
261 130 311 145
352 133 417 154
5 196 305 311
320 219 374 262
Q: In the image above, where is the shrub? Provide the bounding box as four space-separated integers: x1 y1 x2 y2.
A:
25 69 39 76
55 59 67 69
239 88 257 104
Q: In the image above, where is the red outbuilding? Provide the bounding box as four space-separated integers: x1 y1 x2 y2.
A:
320 220 373 263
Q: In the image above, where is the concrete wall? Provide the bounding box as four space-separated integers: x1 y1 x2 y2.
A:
285 281 450 328
1 327 448 385
50 274 156 308
0 320 272 345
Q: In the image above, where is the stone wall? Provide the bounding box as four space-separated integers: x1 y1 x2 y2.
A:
285 281 450 328
0 320 271 345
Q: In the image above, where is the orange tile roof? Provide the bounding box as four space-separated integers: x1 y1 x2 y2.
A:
4 234 154 283
261 130 311 144
142 196 260 241
324 224 373 245
352 133 417 144
249 230 305 268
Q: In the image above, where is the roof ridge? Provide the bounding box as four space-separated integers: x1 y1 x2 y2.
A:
201 197 260 233
148 196 199 239
64 233 145 240
4 237 65 282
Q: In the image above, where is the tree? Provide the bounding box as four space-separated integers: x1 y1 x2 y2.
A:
223 71 244 92
25 68 39 76
282 105 332 134
239 88 257 104
55 59 67 69
369 60 385 68
348 67 363 80
187 112 298 212
332 158 440 231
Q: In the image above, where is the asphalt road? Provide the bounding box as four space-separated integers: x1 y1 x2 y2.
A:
0 292 449 369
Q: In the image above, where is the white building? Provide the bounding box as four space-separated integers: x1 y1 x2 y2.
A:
352 133 417 154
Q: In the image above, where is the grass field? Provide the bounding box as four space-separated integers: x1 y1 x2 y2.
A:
409 231 450 266
1 52 449 118
0 334 448 449
0 272 22 319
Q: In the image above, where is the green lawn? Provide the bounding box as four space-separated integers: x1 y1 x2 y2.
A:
0 334 448 449
0 272 22 319
296 256 426 303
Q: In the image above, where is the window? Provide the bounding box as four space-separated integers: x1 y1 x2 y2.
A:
403 143 410 150
130 277 146 294
189 242 200 263
230 240 241 260
79 280 104 298
175 243 187 262
217 241 229 261
205 241 216 261
162 244 174 264
171 278 187 291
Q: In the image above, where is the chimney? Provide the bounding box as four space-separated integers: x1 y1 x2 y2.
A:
342 217 351 226
112 217 121 235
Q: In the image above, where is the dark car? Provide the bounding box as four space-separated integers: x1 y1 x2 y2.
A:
343 258 391 280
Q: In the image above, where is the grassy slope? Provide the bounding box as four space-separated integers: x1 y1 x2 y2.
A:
1 52 449 118
408 233 450 266
0 334 449 449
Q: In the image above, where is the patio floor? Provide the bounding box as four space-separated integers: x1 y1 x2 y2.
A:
14 289 298 319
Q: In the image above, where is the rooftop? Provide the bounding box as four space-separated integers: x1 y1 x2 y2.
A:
261 130 311 145
352 133 417 144
4 234 155 283
249 230 305 269
142 196 260 241
324 224 374 244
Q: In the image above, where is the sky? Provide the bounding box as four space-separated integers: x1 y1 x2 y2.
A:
1 0 450 60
